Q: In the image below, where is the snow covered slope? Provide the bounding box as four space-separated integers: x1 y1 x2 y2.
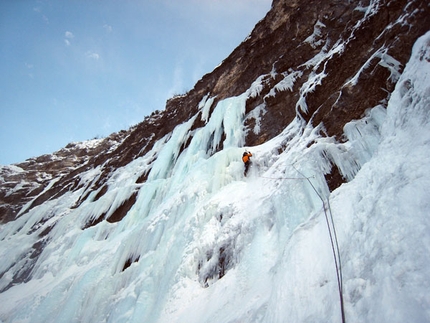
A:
1 0 430 321
1 28 429 323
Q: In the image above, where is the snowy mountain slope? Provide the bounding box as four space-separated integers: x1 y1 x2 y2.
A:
2 0 428 224
1 31 429 323
1 0 430 322
1 0 428 222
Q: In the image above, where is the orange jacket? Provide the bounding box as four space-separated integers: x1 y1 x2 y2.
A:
242 152 252 163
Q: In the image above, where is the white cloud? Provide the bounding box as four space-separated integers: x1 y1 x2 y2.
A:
33 6 49 24
103 24 113 33
64 31 74 46
86 51 100 60
24 62 34 78
65 31 74 39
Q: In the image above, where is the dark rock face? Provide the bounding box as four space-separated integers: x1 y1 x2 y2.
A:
1 0 429 223
0 132 128 223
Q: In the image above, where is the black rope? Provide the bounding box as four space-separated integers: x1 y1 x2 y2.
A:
291 165 346 323
327 198 345 323
254 164 345 321
259 175 315 180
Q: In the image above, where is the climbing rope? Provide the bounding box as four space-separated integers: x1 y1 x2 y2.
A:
256 166 345 322
291 165 345 323
259 175 315 180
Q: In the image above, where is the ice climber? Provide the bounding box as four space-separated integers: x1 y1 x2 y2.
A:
242 151 252 176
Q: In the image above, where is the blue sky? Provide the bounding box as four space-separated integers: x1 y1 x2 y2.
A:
0 0 271 165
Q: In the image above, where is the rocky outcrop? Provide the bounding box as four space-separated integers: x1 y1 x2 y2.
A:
1 0 429 222
0 132 128 222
